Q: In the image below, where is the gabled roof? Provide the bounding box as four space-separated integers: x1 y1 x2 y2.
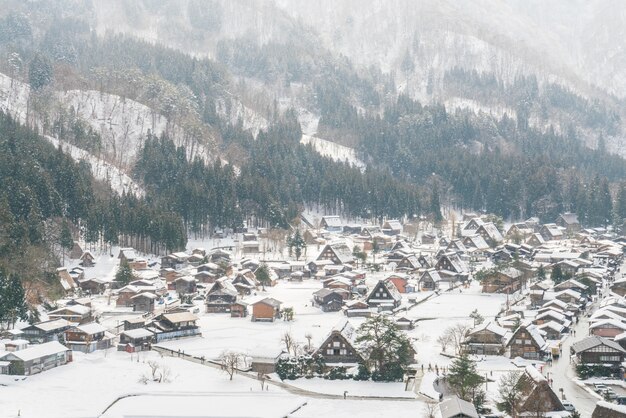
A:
557 212 579 225
508 323 547 351
478 222 504 242
321 215 342 227
23 319 71 332
161 312 198 323
590 319 626 330
118 247 137 260
366 279 402 303
253 297 282 309
439 396 479 418
74 322 108 335
468 321 507 337
0 341 68 362
571 336 626 354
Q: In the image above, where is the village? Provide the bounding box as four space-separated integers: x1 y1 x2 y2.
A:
3 211 626 418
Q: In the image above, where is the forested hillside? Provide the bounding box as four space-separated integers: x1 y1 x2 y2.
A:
0 111 186 296
1 0 626 295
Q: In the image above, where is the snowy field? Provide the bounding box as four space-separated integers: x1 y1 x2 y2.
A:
0 350 289 418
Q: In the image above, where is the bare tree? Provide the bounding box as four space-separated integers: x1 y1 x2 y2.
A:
437 333 453 353
147 360 160 381
281 331 295 355
305 333 313 352
425 401 438 418
443 323 472 355
496 371 521 416
220 351 244 381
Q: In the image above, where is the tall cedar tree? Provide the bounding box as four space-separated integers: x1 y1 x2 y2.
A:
355 315 413 381
447 353 483 403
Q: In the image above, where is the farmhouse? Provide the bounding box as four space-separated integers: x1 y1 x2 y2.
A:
506 323 547 359
366 279 402 310
251 298 282 322
314 320 365 366
64 323 113 353
316 243 354 265
570 336 626 365
0 341 72 375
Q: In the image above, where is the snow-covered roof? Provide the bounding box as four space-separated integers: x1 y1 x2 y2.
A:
121 328 154 339
75 323 108 335
439 396 479 418
0 341 68 362
571 336 626 354
595 401 626 414
524 365 546 383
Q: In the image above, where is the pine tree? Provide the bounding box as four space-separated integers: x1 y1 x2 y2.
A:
356 315 413 381
60 220 74 264
447 353 483 403
287 230 306 261
115 259 135 286
255 264 271 291
28 54 53 90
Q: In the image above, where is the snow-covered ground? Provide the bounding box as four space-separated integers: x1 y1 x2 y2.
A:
45 135 145 196
289 377 414 398
0 350 288 418
300 134 365 169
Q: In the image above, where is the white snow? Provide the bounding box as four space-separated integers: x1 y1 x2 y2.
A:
289 378 415 398
300 134 365 169
45 135 145 196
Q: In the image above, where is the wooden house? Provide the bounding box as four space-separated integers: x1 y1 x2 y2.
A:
540 224 564 241
386 273 411 293
320 215 342 232
118 328 154 352
205 279 238 313
512 366 564 416
0 341 72 375
314 320 365 366
555 289 584 305
475 222 504 246
78 277 107 295
590 320 626 338
481 267 523 293
174 276 197 295
460 218 485 237
20 319 72 344
230 301 248 318
382 220 402 236
435 253 468 275
148 312 200 342
396 255 420 271
251 298 282 322
131 292 156 313
592 401 626 418
571 336 626 365
418 269 442 290
366 279 402 310
526 233 546 247
439 396 479 418
56 267 77 293
343 300 371 318
505 223 533 242
79 251 96 267
316 243 354 265
506 323 547 359
556 212 581 234
537 321 565 340
462 322 508 355
312 288 344 312
64 323 112 353
48 305 91 324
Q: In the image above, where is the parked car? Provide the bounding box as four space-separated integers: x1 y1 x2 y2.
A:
561 400 576 412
